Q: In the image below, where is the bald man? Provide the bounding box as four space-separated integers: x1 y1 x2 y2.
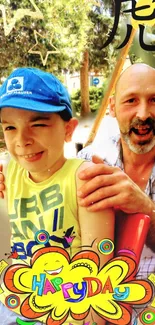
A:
78 63 155 322
78 63 155 258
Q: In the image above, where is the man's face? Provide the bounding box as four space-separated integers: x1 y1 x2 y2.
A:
1 107 76 182
113 66 155 154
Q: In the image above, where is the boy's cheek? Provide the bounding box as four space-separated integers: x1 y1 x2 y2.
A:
3 134 11 144
3 140 11 152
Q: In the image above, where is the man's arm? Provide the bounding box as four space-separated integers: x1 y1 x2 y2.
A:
77 156 155 252
76 161 115 325
77 161 153 214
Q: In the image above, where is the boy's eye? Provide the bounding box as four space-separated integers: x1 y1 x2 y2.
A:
151 97 155 103
5 126 15 131
33 124 47 127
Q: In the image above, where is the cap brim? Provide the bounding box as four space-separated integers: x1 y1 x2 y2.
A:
0 97 72 116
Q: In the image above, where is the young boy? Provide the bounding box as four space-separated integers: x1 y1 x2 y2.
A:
0 67 114 325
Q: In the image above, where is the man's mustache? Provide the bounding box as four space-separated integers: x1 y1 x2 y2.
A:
129 118 155 133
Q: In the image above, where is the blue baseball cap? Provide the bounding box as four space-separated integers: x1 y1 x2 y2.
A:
0 67 72 118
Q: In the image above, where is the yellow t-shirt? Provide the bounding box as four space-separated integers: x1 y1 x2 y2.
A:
1 158 85 325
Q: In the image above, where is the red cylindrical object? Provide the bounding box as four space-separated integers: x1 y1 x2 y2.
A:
116 213 150 265
107 213 150 325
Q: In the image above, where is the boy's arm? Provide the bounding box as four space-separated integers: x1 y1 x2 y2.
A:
0 151 10 198
0 165 6 198
76 161 115 325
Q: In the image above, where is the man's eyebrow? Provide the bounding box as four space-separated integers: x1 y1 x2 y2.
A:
119 92 137 99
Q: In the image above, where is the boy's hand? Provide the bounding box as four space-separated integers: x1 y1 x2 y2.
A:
0 165 5 198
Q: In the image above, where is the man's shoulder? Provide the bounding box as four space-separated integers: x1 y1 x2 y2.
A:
77 134 121 166
77 145 93 161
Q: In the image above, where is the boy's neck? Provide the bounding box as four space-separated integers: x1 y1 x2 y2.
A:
28 157 67 183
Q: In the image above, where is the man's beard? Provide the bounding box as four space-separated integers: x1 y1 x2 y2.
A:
121 134 155 154
120 117 155 154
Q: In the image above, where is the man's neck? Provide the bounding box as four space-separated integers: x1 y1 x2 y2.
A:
121 140 155 190
121 139 155 168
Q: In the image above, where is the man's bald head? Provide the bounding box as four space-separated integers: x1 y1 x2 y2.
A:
115 63 155 95
110 62 155 155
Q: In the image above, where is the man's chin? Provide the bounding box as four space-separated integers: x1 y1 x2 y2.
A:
123 135 155 154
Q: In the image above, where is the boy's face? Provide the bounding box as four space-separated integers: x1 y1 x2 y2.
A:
1 107 77 182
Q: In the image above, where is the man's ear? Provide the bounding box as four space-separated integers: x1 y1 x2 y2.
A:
65 118 78 142
109 95 116 117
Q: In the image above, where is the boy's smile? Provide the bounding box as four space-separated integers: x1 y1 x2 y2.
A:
19 151 44 162
1 107 77 182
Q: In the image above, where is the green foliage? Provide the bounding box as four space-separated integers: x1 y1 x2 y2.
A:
0 0 121 79
0 0 94 78
87 10 120 76
71 85 106 114
119 12 155 68
129 26 155 68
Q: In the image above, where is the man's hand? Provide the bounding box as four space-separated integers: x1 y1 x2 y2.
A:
0 165 5 198
77 155 153 216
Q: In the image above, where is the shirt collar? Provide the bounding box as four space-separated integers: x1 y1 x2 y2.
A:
100 134 123 168
149 164 155 189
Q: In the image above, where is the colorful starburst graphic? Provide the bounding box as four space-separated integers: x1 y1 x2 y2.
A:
2 246 152 325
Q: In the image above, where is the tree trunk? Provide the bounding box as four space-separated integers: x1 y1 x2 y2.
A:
80 50 90 116
110 0 115 16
